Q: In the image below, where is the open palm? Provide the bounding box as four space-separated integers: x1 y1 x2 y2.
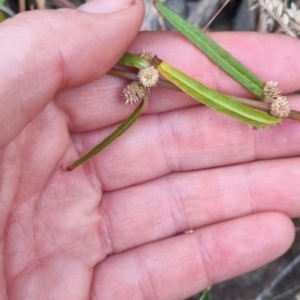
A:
1 1 300 299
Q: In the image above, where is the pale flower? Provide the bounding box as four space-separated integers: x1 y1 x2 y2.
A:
122 81 148 105
138 66 159 88
270 96 291 118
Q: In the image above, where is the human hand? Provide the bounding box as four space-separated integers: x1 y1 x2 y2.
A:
1 0 300 299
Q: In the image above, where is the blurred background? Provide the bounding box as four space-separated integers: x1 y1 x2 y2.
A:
1 0 300 299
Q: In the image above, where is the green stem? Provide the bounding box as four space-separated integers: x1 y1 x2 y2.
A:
109 68 300 122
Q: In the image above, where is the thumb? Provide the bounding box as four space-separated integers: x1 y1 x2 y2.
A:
0 0 144 148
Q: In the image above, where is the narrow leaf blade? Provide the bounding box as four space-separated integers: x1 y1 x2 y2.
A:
66 98 147 171
119 52 150 69
154 57 281 127
153 1 265 99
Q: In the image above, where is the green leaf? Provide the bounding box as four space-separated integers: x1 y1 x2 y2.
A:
119 52 150 69
66 98 147 171
199 288 211 300
0 0 4 6
154 57 281 127
153 0 265 99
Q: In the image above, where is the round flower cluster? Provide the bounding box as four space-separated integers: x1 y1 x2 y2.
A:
137 66 159 88
270 96 291 118
263 81 281 103
122 81 149 105
122 51 159 105
263 81 290 118
139 50 154 63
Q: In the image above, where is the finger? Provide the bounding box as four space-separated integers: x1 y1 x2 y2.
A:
56 31 300 131
100 157 300 253
92 212 294 300
0 0 144 147
70 96 300 190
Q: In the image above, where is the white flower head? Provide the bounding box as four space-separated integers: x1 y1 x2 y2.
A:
138 66 159 88
122 81 148 105
270 96 291 118
264 81 281 103
139 50 154 62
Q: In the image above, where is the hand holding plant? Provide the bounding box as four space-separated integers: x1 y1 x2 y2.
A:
0 0 300 299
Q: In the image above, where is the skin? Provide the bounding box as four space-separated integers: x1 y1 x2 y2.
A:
1 0 300 299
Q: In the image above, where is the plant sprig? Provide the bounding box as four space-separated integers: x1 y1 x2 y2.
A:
65 0 300 171
109 66 300 122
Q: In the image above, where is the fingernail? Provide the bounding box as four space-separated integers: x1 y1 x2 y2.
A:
79 0 135 14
